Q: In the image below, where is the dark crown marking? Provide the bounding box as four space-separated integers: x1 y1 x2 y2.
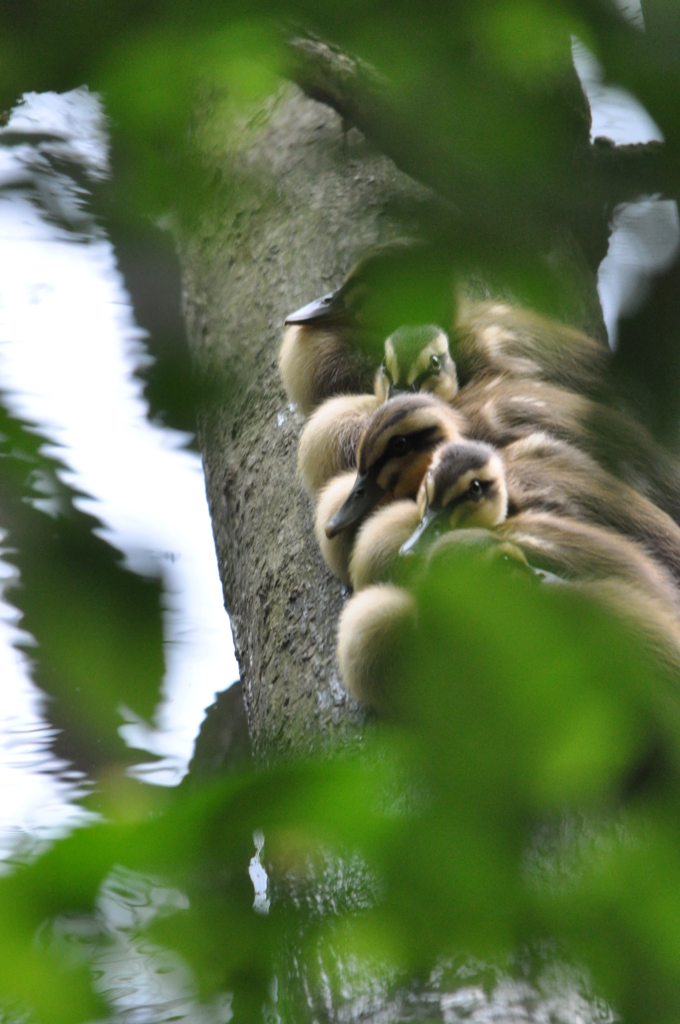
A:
357 394 449 473
431 442 497 507
388 324 445 365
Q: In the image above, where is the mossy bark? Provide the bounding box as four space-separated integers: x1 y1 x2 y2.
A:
178 83 435 759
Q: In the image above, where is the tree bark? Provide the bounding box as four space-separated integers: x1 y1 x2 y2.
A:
178 83 437 759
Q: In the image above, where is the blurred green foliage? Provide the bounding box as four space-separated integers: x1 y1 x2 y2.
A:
6 552 680 1024
0 402 165 776
1 3 680 1024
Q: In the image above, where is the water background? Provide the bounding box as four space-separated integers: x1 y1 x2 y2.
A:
0 88 237 866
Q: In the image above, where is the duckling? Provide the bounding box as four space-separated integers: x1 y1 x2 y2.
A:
336 583 416 710
454 297 610 396
500 432 680 588
280 300 375 417
453 375 680 524
402 440 680 614
297 325 458 496
346 439 514 593
299 393 380 496
281 240 426 416
349 500 422 591
373 325 459 403
325 393 466 541
314 471 359 586
282 240 609 416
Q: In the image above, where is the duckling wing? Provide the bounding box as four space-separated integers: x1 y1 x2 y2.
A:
455 377 680 525
454 300 609 396
279 324 375 416
503 434 680 589
501 512 680 614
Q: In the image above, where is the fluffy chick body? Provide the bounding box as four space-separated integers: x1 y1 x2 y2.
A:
453 376 680 524
279 322 373 417
314 471 358 586
411 440 680 615
349 500 421 591
501 432 680 587
336 583 416 710
298 394 379 496
455 298 609 396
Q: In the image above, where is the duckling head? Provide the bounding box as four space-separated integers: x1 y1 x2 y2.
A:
285 288 350 328
374 325 459 404
325 393 464 539
400 440 508 555
283 268 364 403
284 247 390 358
285 239 455 361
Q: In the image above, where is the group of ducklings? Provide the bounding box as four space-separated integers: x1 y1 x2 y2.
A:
280 246 680 710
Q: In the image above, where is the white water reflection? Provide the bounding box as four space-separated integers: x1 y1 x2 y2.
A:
598 197 680 345
572 38 663 148
0 86 237 824
51 867 234 1024
572 30 680 348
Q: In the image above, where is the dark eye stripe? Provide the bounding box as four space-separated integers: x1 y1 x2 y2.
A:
371 425 442 477
443 479 495 510
406 367 441 391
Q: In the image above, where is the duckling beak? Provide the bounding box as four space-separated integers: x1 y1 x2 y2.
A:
399 508 447 556
325 472 386 538
285 289 348 325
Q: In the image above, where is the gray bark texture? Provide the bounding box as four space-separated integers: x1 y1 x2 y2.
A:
179 83 435 759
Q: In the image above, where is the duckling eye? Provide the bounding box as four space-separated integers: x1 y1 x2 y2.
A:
388 435 408 457
429 354 441 372
469 479 483 499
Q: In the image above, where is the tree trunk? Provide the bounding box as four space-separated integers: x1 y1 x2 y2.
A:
178 83 437 758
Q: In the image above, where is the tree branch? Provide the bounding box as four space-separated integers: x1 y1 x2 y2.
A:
286 33 670 276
